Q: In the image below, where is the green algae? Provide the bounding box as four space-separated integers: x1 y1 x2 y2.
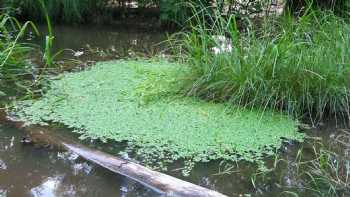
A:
13 60 304 172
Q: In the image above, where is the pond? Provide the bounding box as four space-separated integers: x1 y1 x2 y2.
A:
0 23 345 197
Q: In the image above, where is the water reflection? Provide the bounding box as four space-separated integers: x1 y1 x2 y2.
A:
31 176 64 197
0 160 7 170
0 124 159 197
0 189 7 197
31 24 167 62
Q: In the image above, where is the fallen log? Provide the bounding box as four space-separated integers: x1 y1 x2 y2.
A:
0 110 227 197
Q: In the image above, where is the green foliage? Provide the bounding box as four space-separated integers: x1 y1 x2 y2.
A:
170 10 350 124
286 0 350 16
159 0 211 25
2 0 280 25
2 0 105 23
158 0 270 26
0 2 61 103
0 13 38 97
12 60 304 173
159 0 186 24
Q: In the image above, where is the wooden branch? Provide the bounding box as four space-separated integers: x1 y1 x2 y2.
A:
0 110 227 197
62 141 227 197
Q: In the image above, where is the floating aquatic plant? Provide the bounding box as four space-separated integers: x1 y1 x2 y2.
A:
12 60 304 174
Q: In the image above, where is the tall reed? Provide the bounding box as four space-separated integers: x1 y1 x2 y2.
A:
38 0 56 68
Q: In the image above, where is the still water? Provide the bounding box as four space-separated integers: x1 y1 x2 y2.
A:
31 24 167 62
0 124 158 197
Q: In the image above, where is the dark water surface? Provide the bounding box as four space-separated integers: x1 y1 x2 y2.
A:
1 24 344 197
31 24 167 62
0 124 158 197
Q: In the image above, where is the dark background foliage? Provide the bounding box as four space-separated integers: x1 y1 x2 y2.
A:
1 0 348 25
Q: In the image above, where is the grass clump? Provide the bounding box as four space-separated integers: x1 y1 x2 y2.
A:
12 60 304 173
0 13 38 99
170 10 350 124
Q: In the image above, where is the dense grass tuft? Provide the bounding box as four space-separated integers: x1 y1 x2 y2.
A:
170 10 350 124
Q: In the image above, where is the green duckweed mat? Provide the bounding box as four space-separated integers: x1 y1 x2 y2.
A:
13 60 304 172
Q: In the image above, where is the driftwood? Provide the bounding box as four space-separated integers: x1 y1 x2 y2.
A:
0 110 227 197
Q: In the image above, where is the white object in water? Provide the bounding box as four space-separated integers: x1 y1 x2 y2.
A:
72 162 93 175
30 176 63 197
73 51 84 57
0 159 7 170
9 136 14 148
211 35 232 55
